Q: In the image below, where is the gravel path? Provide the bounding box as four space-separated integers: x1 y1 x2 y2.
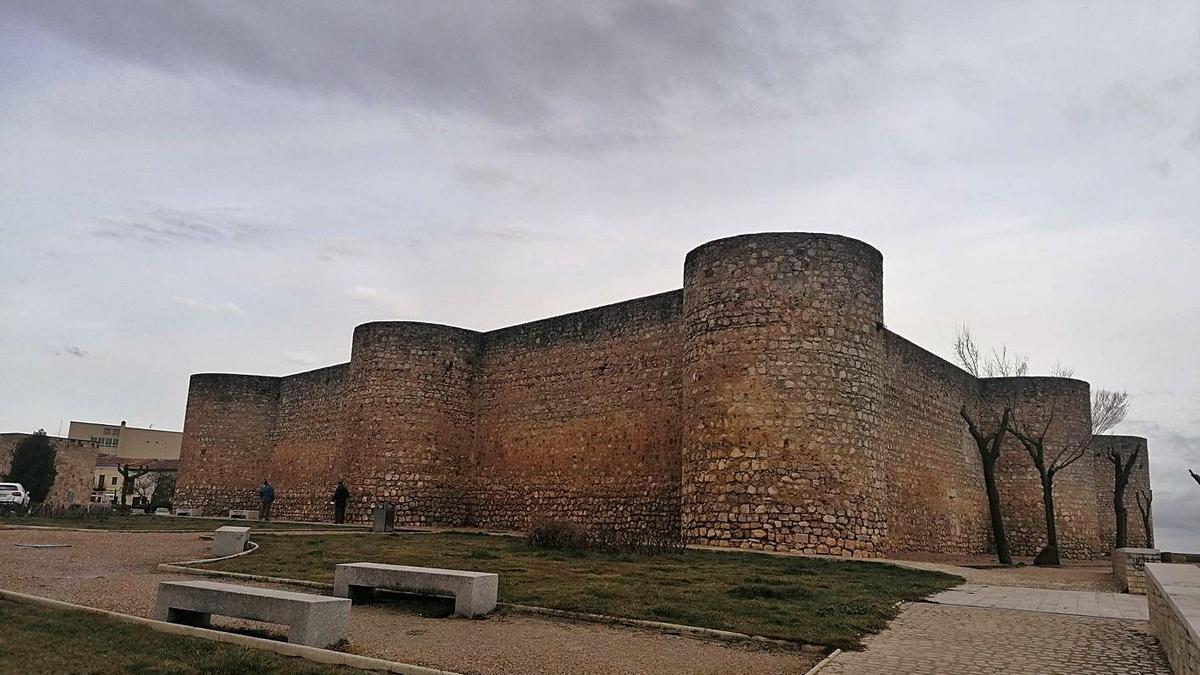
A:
0 530 817 674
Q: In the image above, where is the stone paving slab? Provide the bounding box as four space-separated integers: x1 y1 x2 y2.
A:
930 583 1149 620
819 603 1169 675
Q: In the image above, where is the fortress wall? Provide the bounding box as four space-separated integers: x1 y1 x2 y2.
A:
880 331 991 555
0 433 97 506
467 291 684 536
266 363 350 522
175 374 281 515
340 322 480 526
1093 435 1153 550
681 233 888 556
980 377 1099 559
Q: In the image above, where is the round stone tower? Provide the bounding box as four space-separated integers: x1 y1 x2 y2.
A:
979 376 1098 558
341 321 481 526
680 233 887 556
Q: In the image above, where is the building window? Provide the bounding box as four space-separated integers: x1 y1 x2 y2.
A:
111 476 117 485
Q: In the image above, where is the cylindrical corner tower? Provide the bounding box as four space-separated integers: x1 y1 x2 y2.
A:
175 373 280 515
340 321 480 526
979 377 1098 559
681 232 887 556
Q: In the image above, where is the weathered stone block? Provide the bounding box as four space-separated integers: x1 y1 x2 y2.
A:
213 526 250 557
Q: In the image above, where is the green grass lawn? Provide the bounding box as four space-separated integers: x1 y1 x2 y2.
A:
203 532 961 650
0 515 368 532
0 598 364 674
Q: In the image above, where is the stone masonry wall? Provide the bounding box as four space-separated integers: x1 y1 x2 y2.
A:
267 364 349 522
172 231 1152 558
1094 435 1153 551
0 433 97 506
880 332 991 555
680 233 887 556
174 374 280 516
468 291 683 536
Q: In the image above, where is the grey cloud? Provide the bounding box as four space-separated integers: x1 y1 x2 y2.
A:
171 296 246 317
318 237 372 262
54 346 87 358
455 224 563 243
92 205 274 247
4 1 894 132
454 164 515 191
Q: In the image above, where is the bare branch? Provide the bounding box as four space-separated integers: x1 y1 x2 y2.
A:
985 345 1030 377
954 324 981 377
1050 362 1075 378
1092 389 1130 434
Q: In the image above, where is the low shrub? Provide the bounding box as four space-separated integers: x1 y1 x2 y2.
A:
26 503 114 521
526 520 685 555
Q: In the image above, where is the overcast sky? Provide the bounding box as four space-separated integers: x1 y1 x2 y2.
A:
1 1 1197 549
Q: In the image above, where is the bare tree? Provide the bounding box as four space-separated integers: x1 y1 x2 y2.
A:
1092 390 1130 435
1008 401 1091 565
960 405 1014 564
116 464 152 507
954 325 1016 564
132 472 159 507
1135 489 1154 548
1107 445 1142 549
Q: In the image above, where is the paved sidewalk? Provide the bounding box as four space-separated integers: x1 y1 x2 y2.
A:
819 603 1169 674
930 583 1148 620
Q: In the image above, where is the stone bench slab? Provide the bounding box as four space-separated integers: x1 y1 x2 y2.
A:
333 562 498 618
228 509 259 520
154 580 350 648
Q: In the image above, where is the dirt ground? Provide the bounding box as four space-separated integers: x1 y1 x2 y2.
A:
0 530 818 675
883 552 1122 591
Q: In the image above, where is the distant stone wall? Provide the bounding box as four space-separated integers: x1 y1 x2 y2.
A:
880 332 991 556
0 433 97 506
469 291 683 538
174 374 280 516
1094 435 1153 551
173 232 1153 558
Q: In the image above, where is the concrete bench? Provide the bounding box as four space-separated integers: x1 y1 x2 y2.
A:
228 509 259 520
213 526 251 557
154 580 350 648
175 508 201 517
334 562 498 618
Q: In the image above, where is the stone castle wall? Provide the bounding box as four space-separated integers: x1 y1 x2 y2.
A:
0 433 98 506
174 232 1152 557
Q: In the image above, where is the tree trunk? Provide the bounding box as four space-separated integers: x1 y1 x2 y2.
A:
1041 476 1060 564
1141 508 1154 548
982 458 1012 565
1113 482 1128 550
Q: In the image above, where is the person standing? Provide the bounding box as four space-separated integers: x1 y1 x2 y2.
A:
258 479 275 521
331 480 350 524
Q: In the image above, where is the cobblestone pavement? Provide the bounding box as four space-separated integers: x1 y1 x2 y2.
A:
819 603 1170 675
930 583 1149 620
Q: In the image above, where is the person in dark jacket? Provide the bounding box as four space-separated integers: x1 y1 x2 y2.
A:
331 480 350 524
258 479 275 521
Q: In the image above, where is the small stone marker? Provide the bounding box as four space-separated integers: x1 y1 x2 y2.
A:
213 526 251 557
372 504 395 533
228 509 259 520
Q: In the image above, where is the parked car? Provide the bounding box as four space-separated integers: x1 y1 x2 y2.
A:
0 483 31 511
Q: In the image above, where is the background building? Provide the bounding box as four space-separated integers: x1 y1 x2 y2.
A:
68 421 181 460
